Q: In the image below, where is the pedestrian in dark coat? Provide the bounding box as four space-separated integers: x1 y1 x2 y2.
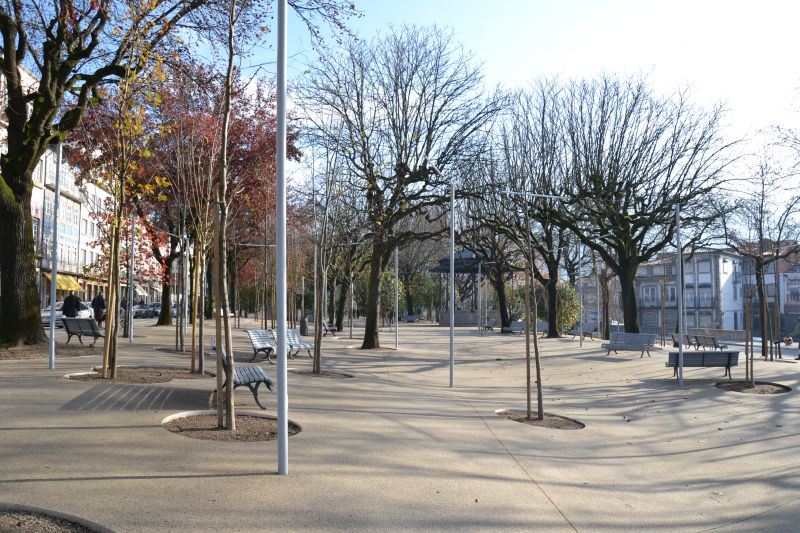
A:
62 291 81 317
92 292 107 327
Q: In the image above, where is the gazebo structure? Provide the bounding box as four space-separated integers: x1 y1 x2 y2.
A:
430 249 514 327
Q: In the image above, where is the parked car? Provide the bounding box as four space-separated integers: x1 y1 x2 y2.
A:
146 303 161 318
131 305 149 318
41 301 92 328
82 301 95 319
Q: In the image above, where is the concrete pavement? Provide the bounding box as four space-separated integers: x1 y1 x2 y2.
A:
2 319 800 532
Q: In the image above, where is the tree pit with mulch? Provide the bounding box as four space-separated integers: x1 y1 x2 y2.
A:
0 510 99 533
0 342 99 360
497 409 585 430
715 381 792 394
163 413 301 442
67 367 213 384
289 369 353 379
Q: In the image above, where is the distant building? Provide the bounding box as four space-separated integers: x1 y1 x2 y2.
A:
633 249 743 334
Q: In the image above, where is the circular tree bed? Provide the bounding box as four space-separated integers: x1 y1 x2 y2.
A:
162 410 301 442
0 343 98 361
67 367 212 384
496 409 585 430
715 381 791 394
0 504 110 533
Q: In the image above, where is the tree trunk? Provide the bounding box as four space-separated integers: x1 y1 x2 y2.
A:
488 269 511 328
0 185 46 345
335 278 348 332
755 265 768 359
618 265 640 333
156 264 174 325
361 252 384 349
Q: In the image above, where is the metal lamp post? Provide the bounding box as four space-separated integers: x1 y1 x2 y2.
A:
430 164 454 387
48 144 63 370
276 0 288 475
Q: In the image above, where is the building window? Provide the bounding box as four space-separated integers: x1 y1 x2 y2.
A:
722 260 729 274
32 218 39 242
666 286 676 304
698 260 711 273
642 286 658 306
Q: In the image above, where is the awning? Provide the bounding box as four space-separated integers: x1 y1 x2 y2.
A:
135 286 148 297
42 272 83 291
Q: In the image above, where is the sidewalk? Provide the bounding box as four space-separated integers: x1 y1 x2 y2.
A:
2 320 800 532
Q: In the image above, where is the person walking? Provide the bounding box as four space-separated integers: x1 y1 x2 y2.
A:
784 318 800 360
92 291 107 327
62 291 81 318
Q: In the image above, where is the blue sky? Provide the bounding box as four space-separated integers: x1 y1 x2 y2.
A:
253 0 800 153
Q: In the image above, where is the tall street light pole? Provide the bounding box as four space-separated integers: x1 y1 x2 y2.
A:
430 164 454 387
276 0 289 475
48 144 63 370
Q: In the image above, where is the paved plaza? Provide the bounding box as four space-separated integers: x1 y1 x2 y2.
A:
2 321 800 532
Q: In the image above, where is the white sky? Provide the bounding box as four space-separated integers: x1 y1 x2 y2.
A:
254 0 800 175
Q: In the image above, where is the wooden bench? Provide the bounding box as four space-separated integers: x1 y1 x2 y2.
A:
61 317 104 346
666 350 740 380
602 332 657 357
218 354 274 409
244 329 276 363
693 335 728 351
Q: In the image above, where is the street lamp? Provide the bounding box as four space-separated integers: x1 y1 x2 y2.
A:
430 164 454 388
48 143 63 370
276 0 288 475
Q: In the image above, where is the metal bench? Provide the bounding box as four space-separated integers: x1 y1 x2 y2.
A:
265 329 314 359
244 329 276 363
482 318 497 331
568 326 596 340
322 322 338 337
602 332 657 357
61 317 104 346
218 354 274 409
666 350 740 380
501 321 525 334
693 335 728 351
287 329 313 358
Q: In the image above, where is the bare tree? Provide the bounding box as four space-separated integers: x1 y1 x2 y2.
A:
558 75 738 333
298 25 502 349
720 156 800 360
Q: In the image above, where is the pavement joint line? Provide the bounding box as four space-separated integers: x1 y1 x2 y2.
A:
467 399 580 533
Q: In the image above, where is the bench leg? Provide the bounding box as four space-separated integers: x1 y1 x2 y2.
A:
249 349 258 362
77 334 84 345
724 366 731 380
247 382 266 409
